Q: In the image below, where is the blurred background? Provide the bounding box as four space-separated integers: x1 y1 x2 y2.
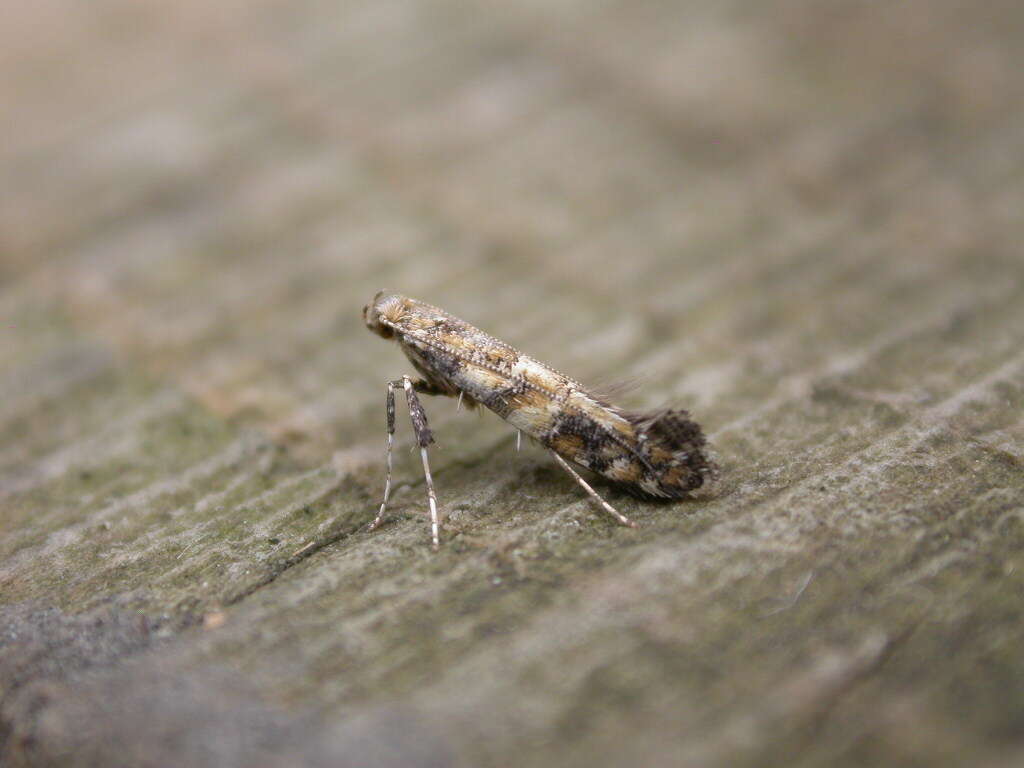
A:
3 1 1023 766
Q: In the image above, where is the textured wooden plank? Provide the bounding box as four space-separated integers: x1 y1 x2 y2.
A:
2 1 1024 766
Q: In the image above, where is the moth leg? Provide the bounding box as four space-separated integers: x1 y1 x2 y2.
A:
549 450 637 528
368 379 403 533
403 375 442 550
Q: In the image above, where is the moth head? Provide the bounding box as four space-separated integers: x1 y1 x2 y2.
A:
363 291 404 338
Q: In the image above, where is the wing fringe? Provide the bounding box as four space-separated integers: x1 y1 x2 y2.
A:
624 408 717 498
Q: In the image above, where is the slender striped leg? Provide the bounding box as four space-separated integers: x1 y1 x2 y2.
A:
549 450 637 528
368 380 401 533
402 376 441 549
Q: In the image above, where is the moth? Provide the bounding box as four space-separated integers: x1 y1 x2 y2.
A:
363 292 715 548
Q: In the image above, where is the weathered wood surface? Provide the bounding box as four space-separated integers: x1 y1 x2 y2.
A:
2 1 1023 766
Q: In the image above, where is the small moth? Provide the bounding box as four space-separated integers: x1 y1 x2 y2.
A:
363 292 715 548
